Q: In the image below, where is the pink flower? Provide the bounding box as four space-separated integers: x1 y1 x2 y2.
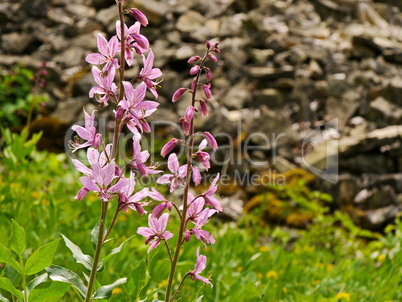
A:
148 188 173 217
188 248 212 286
71 109 98 152
75 160 128 202
89 66 117 106
118 172 148 214
194 140 211 170
129 136 161 177
137 213 173 253
157 153 186 192
119 81 159 133
116 21 149 65
192 166 201 185
202 174 222 211
86 34 120 72
139 51 163 97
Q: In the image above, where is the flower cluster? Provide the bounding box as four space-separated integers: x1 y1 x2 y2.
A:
69 3 220 299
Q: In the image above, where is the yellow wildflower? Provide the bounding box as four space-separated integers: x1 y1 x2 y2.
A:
266 270 279 280
283 287 288 294
335 292 350 301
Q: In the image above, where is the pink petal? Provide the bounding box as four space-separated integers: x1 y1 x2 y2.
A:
86 53 106 65
167 153 179 173
96 34 109 56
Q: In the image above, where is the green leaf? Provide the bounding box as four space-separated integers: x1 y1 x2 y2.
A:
0 243 22 273
109 293 127 302
28 281 71 302
0 277 23 300
10 219 26 257
5 265 21 288
93 278 127 299
98 235 135 272
0 291 10 302
61 234 93 271
46 265 87 298
91 221 101 249
25 239 60 275
127 260 149 297
26 273 48 297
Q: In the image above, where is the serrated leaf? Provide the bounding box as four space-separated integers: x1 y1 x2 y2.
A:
0 277 23 300
10 219 26 257
93 278 127 299
28 281 71 302
98 235 135 272
25 239 59 275
46 265 87 298
61 234 93 271
0 243 22 273
127 260 149 297
26 273 48 297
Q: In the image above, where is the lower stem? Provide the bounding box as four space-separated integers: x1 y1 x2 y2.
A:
84 201 108 302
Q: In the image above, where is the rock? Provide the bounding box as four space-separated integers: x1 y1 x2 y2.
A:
1 32 36 54
251 88 285 109
53 46 86 68
221 81 251 110
126 0 171 25
21 0 48 18
65 4 96 20
51 97 89 125
366 96 402 126
363 205 400 229
176 10 206 33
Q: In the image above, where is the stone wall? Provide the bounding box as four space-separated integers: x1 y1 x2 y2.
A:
1 0 402 228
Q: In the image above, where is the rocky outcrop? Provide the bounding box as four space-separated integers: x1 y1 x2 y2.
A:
1 0 402 228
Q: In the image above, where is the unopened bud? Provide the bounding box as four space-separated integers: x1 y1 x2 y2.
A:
188 56 201 63
128 8 148 27
203 83 212 99
199 99 208 117
172 88 187 103
93 133 102 149
190 65 200 75
161 138 179 157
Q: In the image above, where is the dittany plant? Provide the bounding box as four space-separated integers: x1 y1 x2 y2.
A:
53 0 222 301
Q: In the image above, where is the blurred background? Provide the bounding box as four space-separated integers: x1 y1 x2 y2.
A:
2 0 402 230
1 0 402 300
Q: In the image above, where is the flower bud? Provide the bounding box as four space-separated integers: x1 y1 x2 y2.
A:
203 83 212 99
188 56 201 63
190 65 200 75
203 132 218 150
93 133 102 149
206 41 211 50
161 138 179 157
133 33 150 50
128 8 148 27
199 99 208 117
185 106 195 122
115 107 124 120
205 67 212 81
209 54 218 62
172 88 187 103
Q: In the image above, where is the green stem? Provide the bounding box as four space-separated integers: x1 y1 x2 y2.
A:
20 256 27 302
164 52 210 302
84 201 109 302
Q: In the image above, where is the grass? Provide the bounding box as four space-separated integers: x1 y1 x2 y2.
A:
0 132 402 302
